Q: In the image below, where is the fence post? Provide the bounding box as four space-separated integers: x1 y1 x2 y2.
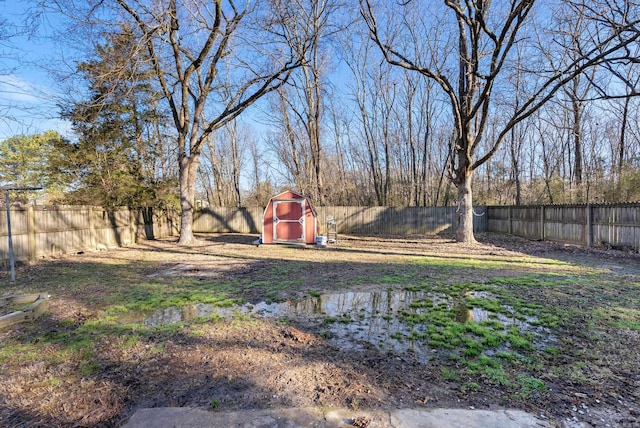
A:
88 206 96 249
4 190 16 281
586 203 593 247
129 208 136 244
27 205 36 261
540 205 545 242
508 206 512 235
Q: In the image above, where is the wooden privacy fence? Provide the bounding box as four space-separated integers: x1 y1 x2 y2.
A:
486 203 640 252
1 205 485 263
0 205 179 263
2 202 638 263
193 206 488 236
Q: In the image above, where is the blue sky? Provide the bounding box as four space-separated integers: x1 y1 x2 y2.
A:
1 1 71 140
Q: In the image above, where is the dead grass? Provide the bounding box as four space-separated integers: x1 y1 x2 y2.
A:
1 233 639 427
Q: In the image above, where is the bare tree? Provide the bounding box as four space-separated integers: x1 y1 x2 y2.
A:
0 20 20 132
52 0 320 243
325 97 353 204
342 34 394 206
597 50 640 199
361 0 640 242
0 9 47 134
266 86 309 193
394 69 444 206
202 119 244 207
244 136 274 207
263 0 342 204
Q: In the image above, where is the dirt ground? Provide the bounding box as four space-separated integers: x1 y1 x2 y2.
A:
1 233 639 427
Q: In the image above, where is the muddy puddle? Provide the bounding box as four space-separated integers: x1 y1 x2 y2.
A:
135 290 553 363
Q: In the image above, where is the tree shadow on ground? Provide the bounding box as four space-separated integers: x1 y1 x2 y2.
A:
0 287 444 427
2 233 639 426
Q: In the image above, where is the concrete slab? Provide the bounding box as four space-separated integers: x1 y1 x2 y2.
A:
124 407 329 428
389 408 550 428
123 406 551 428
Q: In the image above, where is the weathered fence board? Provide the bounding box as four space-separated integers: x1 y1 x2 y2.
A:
486 203 640 251
0 206 176 263
315 206 487 235
193 207 263 234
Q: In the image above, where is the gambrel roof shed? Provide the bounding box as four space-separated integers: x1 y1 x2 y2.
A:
262 190 317 244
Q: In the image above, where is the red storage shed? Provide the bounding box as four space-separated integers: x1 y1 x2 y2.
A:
262 190 317 244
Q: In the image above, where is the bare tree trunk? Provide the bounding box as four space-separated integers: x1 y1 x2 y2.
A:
304 63 324 204
328 101 349 203
435 146 451 207
231 133 241 207
455 171 475 243
178 154 198 244
510 126 522 205
571 92 584 195
618 95 629 176
421 129 430 206
199 168 214 206
405 79 419 206
356 84 385 205
204 138 225 207
281 92 304 187
418 83 435 207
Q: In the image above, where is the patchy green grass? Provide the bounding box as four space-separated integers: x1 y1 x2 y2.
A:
1 234 639 427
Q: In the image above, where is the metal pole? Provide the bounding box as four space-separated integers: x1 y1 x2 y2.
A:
5 190 15 282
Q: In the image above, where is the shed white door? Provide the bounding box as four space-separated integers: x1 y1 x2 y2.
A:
273 200 305 242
